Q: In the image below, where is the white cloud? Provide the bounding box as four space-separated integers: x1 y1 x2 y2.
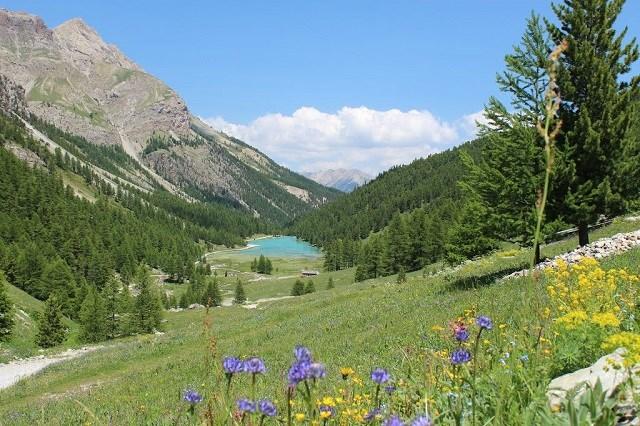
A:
204 106 483 175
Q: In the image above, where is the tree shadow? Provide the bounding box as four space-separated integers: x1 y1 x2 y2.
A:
443 263 529 292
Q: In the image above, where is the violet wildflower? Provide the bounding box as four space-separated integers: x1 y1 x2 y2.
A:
451 348 472 365
384 415 405 426
236 398 256 413
364 408 382 422
319 405 336 418
223 356 244 375
476 315 493 330
309 362 326 379
183 389 203 405
288 360 311 385
454 328 470 342
371 368 390 384
411 415 433 426
258 399 277 417
244 357 267 374
294 345 312 362
385 385 396 394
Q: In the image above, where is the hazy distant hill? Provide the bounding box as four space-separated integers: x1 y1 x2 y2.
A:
304 168 372 192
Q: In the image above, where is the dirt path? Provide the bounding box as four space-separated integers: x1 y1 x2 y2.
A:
221 295 294 309
0 347 98 390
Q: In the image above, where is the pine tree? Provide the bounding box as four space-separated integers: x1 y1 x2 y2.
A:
265 258 273 275
327 277 335 290
79 286 107 343
445 201 498 264
0 272 15 342
548 0 639 245
38 258 77 317
202 278 222 307
257 255 266 274
233 279 247 304
250 258 257 272
304 280 316 294
36 295 67 348
102 276 120 339
291 279 305 296
132 267 162 334
117 283 135 336
396 267 407 284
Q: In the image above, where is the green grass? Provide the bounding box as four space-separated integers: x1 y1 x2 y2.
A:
1 220 639 424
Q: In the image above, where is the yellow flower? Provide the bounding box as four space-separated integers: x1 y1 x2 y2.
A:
294 413 305 422
591 312 621 328
340 367 354 379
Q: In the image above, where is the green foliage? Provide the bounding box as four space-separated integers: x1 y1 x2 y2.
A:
101 276 121 339
291 279 305 296
79 286 107 343
201 278 222 307
132 267 162 334
326 277 334 290
0 271 14 341
233 279 247 304
445 200 499 264
35 295 67 348
304 280 315 294
396 267 406 284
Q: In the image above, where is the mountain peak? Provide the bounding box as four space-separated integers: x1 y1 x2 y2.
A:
305 168 372 192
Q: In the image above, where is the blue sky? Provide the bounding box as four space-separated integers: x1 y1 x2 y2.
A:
5 1 640 173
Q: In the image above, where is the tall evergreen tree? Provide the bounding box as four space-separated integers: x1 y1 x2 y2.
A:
36 295 67 348
38 258 77 318
548 0 639 245
291 279 305 296
257 255 266 274
233 279 247 304
79 286 107 343
265 258 273 275
132 267 162 334
101 276 120 339
202 278 222 307
0 272 14 342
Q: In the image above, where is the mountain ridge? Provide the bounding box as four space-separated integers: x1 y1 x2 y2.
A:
304 168 372 192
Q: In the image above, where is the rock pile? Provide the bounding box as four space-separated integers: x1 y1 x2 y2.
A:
504 230 640 280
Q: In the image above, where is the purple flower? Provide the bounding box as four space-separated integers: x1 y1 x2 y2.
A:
454 328 470 342
319 405 336 417
371 368 391 384
258 399 277 417
385 385 396 394
288 360 311 385
223 356 244 375
294 345 312 362
364 408 382 422
411 415 433 426
309 362 326 379
451 348 472 365
384 415 405 426
244 357 266 374
476 315 493 330
183 389 203 405
236 398 256 413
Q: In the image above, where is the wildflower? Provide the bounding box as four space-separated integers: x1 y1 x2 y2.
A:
294 345 312 362
236 398 256 413
223 356 244 376
288 360 311 385
385 385 396 394
454 328 469 342
520 354 529 363
319 405 336 419
258 399 277 417
183 389 203 405
364 408 382 422
244 357 267 374
340 367 354 379
411 416 433 426
294 413 306 422
476 316 493 330
384 415 405 426
450 348 472 365
309 362 327 379
371 368 390 384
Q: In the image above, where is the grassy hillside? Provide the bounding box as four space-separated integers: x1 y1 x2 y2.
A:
2 218 638 424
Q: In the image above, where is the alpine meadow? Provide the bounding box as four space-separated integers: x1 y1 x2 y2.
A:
1 1 640 425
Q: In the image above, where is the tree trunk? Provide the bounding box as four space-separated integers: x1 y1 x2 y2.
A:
578 223 589 247
534 242 541 265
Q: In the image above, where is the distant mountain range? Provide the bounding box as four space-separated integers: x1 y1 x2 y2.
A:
304 168 372 192
0 9 339 224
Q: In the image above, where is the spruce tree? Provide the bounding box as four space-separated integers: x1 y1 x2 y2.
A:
102 276 120 339
257 255 266 274
265 258 273 275
548 0 639 245
36 296 67 348
38 258 77 318
202 279 222 307
291 279 305 296
233 279 247 304
0 272 14 342
79 286 107 343
250 258 257 272
304 280 316 294
396 267 407 284
132 267 162 334
327 277 335 290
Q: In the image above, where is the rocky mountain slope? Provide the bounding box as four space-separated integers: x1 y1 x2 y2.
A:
304 168 372 192
0 9 338 224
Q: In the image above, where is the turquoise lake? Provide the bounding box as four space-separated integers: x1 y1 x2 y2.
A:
242 236 321 258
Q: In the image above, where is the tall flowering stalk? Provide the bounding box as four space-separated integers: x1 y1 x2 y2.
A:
531 39 568 271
